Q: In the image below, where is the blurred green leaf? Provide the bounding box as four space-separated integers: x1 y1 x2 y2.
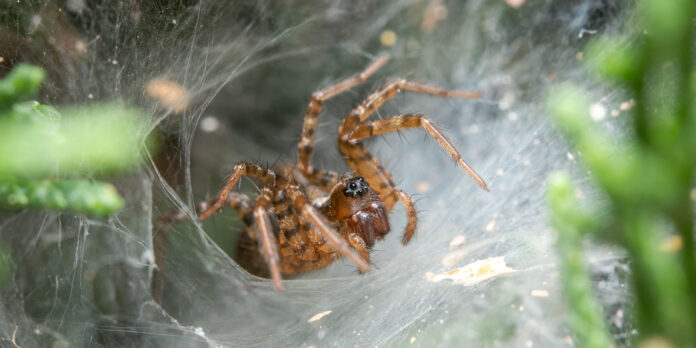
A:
548 86 680 208
642 0 693 45
548 173 612 348
0 104 151 179
585 38 643 85
0 64 45 111
548 0 696 345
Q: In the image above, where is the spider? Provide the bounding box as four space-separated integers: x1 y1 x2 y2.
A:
154 54 487 295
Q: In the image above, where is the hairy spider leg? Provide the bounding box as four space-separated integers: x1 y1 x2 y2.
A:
297 54 389 191
337 80 486 199
338 79 485 195
347 233 371 267
285 185 370 273
336 80 486 241
199 162 282 221
393 189 418 244
349 114 487 191
152 192 254 302
253 188 283 291
273 162 328 201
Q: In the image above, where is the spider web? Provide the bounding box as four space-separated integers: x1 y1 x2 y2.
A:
0 0 633 346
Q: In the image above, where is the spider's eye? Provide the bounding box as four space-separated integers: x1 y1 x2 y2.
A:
343 177 369 198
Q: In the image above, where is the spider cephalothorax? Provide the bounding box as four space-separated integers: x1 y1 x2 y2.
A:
154 54 487 295
321 176 390 249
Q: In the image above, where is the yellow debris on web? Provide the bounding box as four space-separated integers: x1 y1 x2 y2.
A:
426 257 515 286
307 310 332 323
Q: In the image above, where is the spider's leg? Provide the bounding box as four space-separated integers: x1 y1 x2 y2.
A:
338 79 480 135
275 162 334 200
225 193 256 238
349 114 488 191
285 185 370 273
347 233 370 269
299 168 342 193
298 54 389 190
157 193 254 232
199 162 280 221
160 193 255 246
253 188 284 291
273 190 297 255
389 189 417 245
336 81 484 204
294 209 343 273
152 192 254 302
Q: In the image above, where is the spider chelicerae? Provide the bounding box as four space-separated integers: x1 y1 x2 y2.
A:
154 54 488 294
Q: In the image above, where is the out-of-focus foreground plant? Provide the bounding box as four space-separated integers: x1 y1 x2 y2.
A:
548 0 696 347
0 64 153 215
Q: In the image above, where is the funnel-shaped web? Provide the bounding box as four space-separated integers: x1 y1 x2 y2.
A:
0 0 632 346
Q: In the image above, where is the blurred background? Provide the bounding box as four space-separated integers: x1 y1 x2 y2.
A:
0 0 639 347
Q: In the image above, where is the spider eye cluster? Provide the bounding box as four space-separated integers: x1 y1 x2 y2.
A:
343 177 369 198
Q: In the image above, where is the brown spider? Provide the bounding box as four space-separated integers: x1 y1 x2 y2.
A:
154 54 487 295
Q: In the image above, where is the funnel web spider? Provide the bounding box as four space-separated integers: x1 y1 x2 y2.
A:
154 54 487 295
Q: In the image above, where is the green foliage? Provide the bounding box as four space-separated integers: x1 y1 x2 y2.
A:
548 174 612 348
585 38 643 85
0 103 149 179
548 1 696 346
0 64 45 110
0 179 125 215
0 64 153 216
